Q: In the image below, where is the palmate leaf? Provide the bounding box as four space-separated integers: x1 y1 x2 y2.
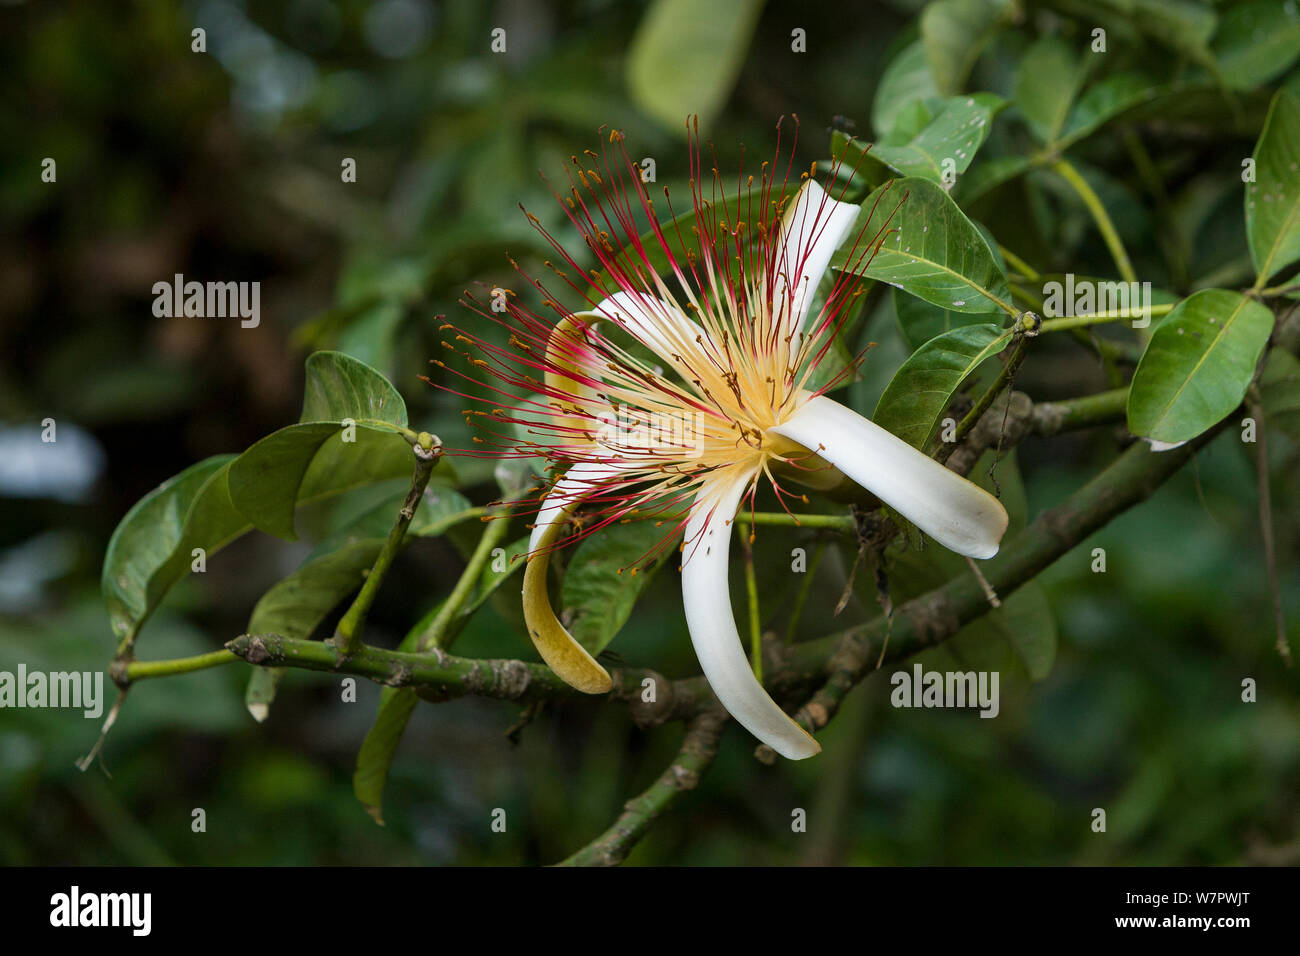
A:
300 349 408 426
226 423 412 542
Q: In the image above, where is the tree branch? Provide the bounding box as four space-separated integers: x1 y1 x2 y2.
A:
782 410 1233 736
330 435 441 657
555 708 728 867
223 633 714 722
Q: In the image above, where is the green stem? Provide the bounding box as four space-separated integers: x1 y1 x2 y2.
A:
784 412 1234 735
1257 281 1300 298
1031 387 1129 436
742 535 762 681
1051 157 1138 285
1038 303 1172 334
1120 127 1186 290
786 538 829 644
332 434 441 657
225 632 713 717
418 504 517 651
556 710 727 867
1010 278 1141 366
999 244 1040 282
935 336 1030 464
736 511 856 532
120 649 239 683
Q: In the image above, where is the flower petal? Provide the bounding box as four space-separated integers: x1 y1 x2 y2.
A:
589 290 707 370
770 395 1009 559
522 462 619 694
774 179 861 337
682 469 822 760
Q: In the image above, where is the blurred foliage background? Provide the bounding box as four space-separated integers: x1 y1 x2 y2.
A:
2 0 1298 865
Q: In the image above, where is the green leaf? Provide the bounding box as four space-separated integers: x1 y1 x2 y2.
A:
469 533 531 615
1059 72 1158 147
242 538 384 721
249 539 383 640
334 300 406 379
104 352 417 645
300 349 408 427
352 595 450 824
350 512 525 826
988 581 1056 681
560 520 675 655
952 155 1033 205
1213 0 1300 90
244 668 284 725
354 686 420 825
104 433 410 644
831 177 1014 315
830 131 896 195
1127 290 1274 443
1246 90 1300 284
872 40 940 139
1014 35 1084 145
227 422 412 541
850 94 1004 184
1125 0 1217 57
893 288 997 352
872 323 1009 448
310 483 476 561
102 455 236 642
919 0 1007 96
1259 348 1300 444
626 0 763 133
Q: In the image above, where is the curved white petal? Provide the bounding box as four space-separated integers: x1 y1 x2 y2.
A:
774 180 861 338
589 290 706 370
1143 436 1188 453
770 396 1009 559
522 462 623 694
682 470 822 760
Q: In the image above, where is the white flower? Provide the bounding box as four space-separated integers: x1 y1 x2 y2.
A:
438 125 1008 758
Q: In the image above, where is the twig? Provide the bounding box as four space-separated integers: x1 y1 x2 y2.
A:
1251 402 1292 666
1050 157 1138 285
418 496 517 651
783 409 1234 739
935 334 1031 464
330 434 442 657
556 709 728 866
